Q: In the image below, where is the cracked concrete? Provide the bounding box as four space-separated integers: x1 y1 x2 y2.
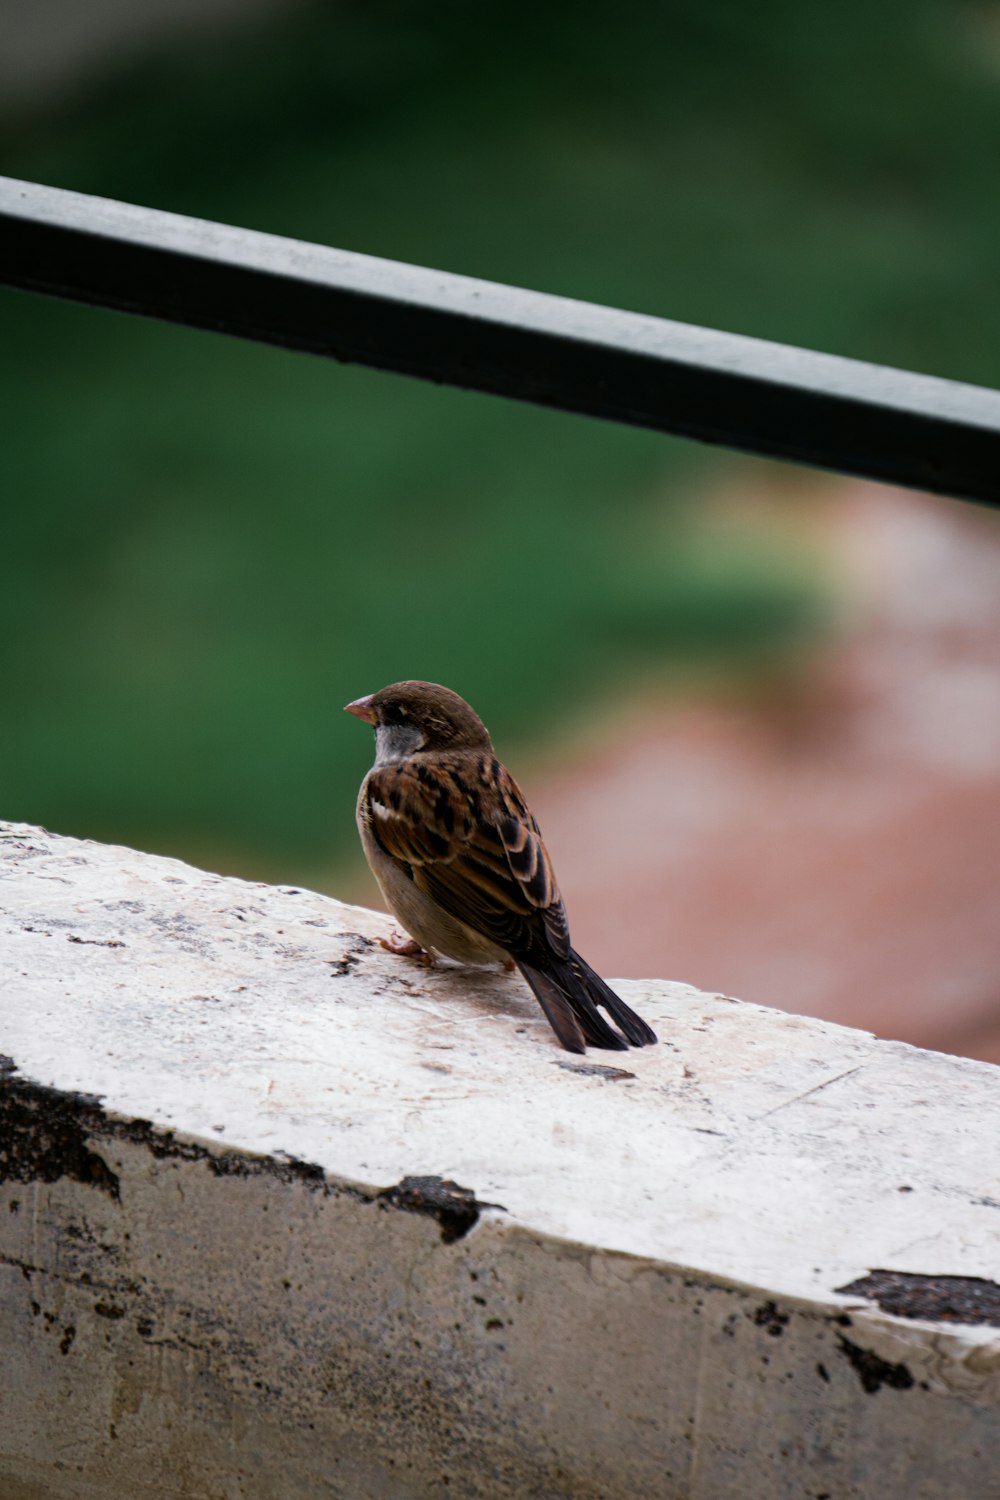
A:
1 821 999 1498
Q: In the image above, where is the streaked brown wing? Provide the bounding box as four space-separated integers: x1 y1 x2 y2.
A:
364 754 571 961
491 761 571 959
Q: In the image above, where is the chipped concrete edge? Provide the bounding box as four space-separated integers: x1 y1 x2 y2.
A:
3 1048 995 1378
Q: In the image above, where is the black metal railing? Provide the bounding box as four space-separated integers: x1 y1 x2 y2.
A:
2 174 999 508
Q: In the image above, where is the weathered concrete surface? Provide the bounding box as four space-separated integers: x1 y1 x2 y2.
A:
1 820 998 1499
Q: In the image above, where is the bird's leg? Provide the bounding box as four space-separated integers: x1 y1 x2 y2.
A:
379 931 436 965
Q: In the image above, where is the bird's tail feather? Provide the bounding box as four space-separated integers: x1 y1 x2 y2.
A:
516 951 655 1052
515 963 591 1054
568 950 658 1047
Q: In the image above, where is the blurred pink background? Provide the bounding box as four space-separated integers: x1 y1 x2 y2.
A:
520 483 1000 1064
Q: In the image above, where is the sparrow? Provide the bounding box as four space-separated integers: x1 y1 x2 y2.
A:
345 680 657 1055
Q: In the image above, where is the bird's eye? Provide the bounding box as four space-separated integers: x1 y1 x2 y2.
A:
381 703 407 726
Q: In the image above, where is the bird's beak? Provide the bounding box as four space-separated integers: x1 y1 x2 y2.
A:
344 694 377 724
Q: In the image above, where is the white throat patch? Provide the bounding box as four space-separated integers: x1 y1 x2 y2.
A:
373 720 427 767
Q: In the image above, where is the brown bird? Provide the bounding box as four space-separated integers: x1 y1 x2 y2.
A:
345 680 657 1054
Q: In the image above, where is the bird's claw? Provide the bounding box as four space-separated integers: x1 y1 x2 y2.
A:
379 932 436 965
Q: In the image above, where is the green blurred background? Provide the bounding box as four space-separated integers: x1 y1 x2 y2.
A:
2 0 999 889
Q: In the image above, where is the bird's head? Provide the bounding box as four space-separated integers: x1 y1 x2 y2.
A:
344 680 493 764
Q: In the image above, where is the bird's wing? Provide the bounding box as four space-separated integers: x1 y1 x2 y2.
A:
363 753 570 961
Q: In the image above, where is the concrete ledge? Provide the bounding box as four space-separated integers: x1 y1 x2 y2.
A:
1 820 998 1498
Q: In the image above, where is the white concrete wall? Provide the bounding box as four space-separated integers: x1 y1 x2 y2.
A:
1 820 998 1498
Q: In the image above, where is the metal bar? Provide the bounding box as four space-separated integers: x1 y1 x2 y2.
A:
2 174 999 506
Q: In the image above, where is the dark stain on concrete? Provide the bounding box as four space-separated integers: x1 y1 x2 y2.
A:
0 1056 120 1200
106 1113 348 1195
837 1269 1000 1328
377 1176 504 1244
836 1335 914 1394
326 932 374 977
94 1301 126 1319
555 1061 636 1080
753 1300 790 1337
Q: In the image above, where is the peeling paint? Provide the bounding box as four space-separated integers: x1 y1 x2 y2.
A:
837 1270 1000 1328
